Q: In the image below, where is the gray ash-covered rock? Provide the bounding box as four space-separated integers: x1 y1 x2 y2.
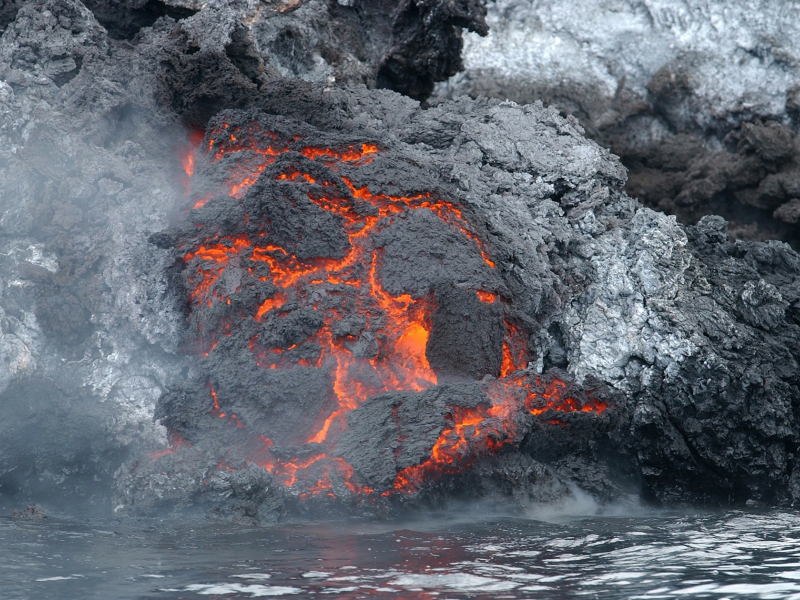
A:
0 0 193 510
76 0 487 104
441 0 800 249
0 0 487 511
122 81 800 517
2 0 800 519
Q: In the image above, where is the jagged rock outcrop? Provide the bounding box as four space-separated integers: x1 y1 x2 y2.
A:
440 0 800 249
1 0 799 519
0 0 189 509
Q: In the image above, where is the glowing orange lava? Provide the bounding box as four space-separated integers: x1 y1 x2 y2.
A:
525 378 608 416
185 124 461 449
164 121 609 500
255 292 286 320
387 374 608 494
180 129 205 196
254 436 374 498
476 290 497 303
500 321 529 378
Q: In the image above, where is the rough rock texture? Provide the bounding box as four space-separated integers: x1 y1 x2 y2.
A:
9 503 48 520
78 0 487 101
2 0 800 520
0 0 487 510
375 0 488 100
440 0 800 249
119 82 799 517
0 0 193 510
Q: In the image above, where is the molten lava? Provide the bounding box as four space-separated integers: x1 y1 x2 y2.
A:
501 321 529 378
163 121 611 501
150 432 190 459
387 373 608 494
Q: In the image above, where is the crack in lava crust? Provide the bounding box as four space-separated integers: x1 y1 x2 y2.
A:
160 116 610 502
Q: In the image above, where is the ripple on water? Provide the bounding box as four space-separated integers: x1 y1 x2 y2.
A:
8 511 800 599
183 583 301 596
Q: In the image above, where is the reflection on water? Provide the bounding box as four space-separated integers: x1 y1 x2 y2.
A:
4 508 800 599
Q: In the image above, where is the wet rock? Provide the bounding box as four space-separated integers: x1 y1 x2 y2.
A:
470 454 571 507
10 504 48 520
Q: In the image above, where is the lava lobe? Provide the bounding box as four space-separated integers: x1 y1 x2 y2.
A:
146 109 613 510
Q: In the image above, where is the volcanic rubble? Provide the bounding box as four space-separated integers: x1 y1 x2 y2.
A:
442 0 800 250
0 0 799 520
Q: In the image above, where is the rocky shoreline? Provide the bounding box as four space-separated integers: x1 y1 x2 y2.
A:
0 0 798 520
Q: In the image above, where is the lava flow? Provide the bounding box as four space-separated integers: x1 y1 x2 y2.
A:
158 118 611 501
387 373 608 495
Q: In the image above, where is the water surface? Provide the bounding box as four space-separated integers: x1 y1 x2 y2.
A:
4 507 800 599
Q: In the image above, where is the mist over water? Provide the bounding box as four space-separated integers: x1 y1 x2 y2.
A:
5 508 800 599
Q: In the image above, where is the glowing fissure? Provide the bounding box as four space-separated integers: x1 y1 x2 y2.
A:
180 129 205 196
500 321 529 378
387 374 608 495
254 435 375 499
186 124 449 446
158 122 609 499
150 432 190 460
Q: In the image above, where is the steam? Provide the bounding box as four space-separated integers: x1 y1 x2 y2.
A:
0 0 203 510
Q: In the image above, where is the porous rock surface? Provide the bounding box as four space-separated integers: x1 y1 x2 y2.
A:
0 0 799 519
79 0 487 101
0 0 486 510
441 0 800 249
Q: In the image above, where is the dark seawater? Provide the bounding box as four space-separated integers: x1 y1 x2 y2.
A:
4 505 800 599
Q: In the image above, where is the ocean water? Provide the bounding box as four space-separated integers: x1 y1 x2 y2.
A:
4 505 800 599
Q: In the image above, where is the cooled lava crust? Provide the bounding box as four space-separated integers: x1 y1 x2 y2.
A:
134 110 622 517
4 0 800 517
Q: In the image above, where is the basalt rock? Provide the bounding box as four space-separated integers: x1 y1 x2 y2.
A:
78 0 487 103
1 0 800 520
123 86 800 516
442 0 800 250
375 0 488 101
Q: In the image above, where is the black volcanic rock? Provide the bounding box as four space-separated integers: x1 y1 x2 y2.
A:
336 384 490 491
443 0 800 250
376 0 488 101
9 504 48 520
123 87 800 516
426 283 504 380
1 0 799 520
